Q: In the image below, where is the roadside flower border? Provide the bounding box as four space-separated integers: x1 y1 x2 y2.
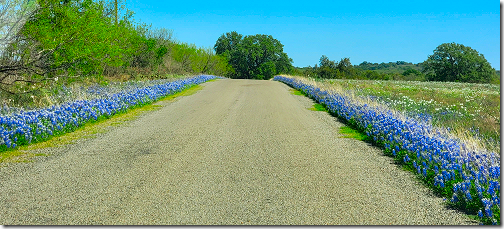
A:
0 75 221 151
274 75 500 225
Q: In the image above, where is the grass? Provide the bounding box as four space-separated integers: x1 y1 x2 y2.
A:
290 88 328 112
309 103 327 112
290 88 305 96
0 83 205 164
338 126 369 141
0 74 195 109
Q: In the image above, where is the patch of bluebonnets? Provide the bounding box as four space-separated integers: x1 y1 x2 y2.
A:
0 75 220 150
274 75 500 225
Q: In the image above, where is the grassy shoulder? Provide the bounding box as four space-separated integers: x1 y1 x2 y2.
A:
309 104 327 112
0 84 205 164
289 88 305 96
338 126 369 141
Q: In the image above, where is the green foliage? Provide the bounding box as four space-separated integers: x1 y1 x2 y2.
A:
300 57 429 81
423 42 496 83
357 61 423 73
22 0 124 78
214 31 293 79
402 68 421 76
168 43 231 76
214 31 242 60
0 0 232 95
307 56 361 79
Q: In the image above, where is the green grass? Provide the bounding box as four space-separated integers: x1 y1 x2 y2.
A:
0 84 205 164
290 88 305 96
309 103 327 112
338 126 369 141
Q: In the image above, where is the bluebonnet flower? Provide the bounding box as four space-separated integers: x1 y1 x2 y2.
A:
465 191 473 201
403 154 410 163
485 207 493 217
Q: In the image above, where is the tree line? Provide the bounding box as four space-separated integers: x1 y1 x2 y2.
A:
1 0 497 98
296 43 499 84
0 0 233 95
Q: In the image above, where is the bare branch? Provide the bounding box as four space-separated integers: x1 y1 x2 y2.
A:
0 0 38 53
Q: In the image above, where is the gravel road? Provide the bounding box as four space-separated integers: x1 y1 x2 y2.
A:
0 79 477 225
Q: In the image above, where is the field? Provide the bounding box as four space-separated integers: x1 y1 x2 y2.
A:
323 79 500 153
274 75 500 225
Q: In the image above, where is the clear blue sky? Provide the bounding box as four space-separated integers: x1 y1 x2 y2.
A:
124 0 500 70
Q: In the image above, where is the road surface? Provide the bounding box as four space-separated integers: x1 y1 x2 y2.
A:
0 79 476 225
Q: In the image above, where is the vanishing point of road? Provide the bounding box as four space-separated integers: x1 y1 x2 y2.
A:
0 79 476 225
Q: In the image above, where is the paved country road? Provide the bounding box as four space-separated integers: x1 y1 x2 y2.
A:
0 79 477 225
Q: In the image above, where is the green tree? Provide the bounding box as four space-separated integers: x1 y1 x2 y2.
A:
214 31 242 60
336 57 354 77
423 42 496 83
320 55 337 69
214 32 292 79
314 55 356 79
0 0 233 95
402 68 421 76
16 0 125 81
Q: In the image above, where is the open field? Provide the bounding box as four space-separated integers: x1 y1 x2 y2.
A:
322 78 500 153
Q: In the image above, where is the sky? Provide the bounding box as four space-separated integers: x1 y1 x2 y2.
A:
124 0 500 70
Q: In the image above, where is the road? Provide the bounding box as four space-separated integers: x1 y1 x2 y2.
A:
0 79 476 225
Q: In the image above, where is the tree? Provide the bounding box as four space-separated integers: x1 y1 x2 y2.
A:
313 55 356 79
423 42 496 83
214 32 292 79
317 55 337 78
214 31 242 60
402 68 421 76
337 57 354 76
320 55 337 69
0 0 125 92
0 0 233 96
